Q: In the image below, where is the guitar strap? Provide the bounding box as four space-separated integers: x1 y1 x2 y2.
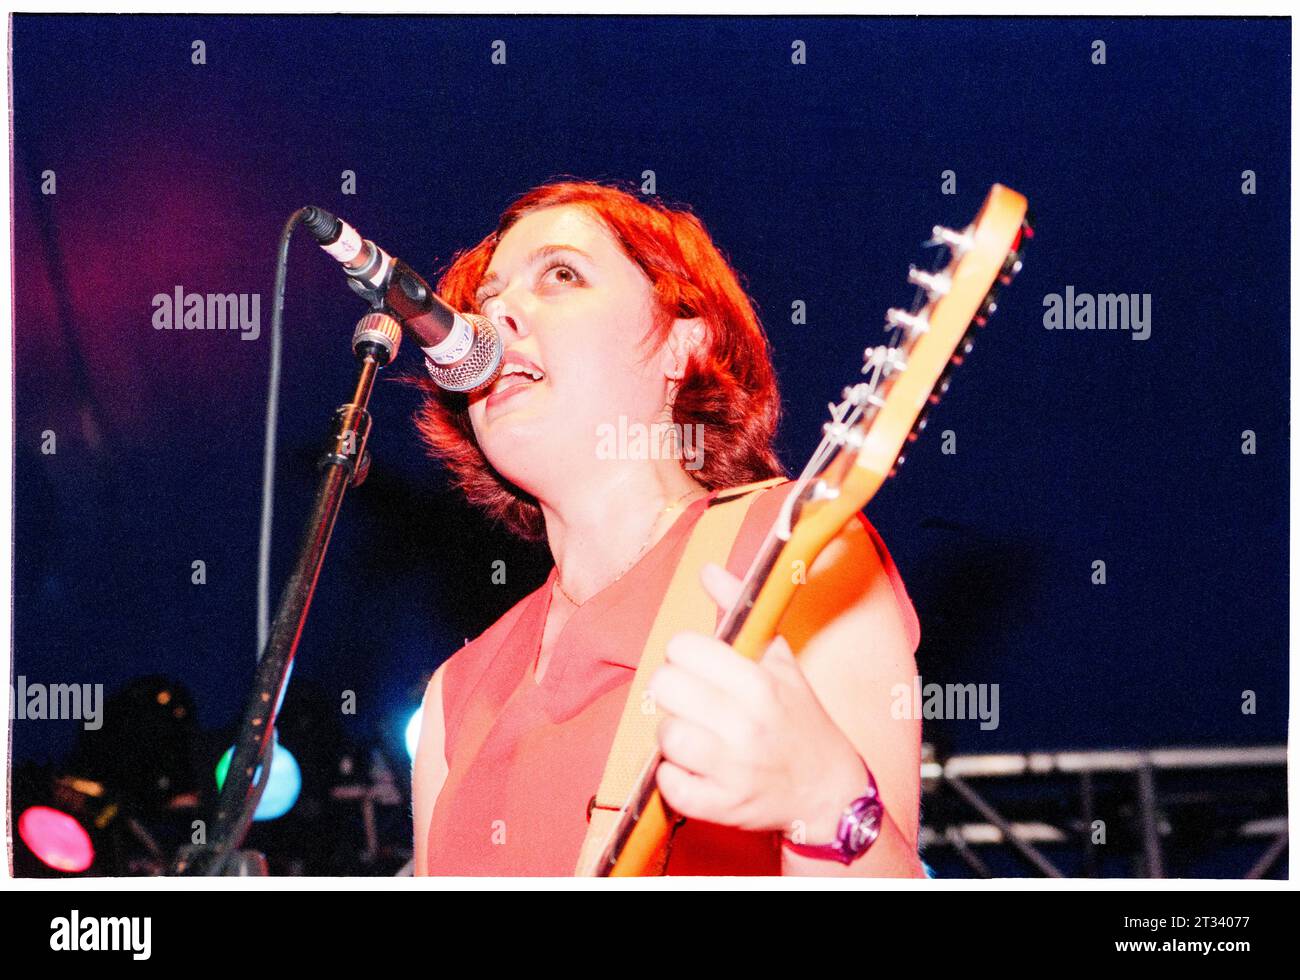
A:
573 476 787 876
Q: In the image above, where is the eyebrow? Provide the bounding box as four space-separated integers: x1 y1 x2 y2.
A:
474 244 594 300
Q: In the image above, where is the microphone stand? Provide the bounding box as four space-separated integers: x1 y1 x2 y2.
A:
171 311 403 876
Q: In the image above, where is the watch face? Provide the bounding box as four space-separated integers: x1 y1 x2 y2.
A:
845 800 883 854
848 822 870 851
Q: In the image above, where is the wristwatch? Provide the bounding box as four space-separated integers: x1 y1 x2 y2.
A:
781 766 884 864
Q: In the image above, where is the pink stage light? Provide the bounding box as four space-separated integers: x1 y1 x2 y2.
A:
18 805 94 873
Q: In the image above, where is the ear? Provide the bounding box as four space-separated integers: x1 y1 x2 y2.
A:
661 317 708 381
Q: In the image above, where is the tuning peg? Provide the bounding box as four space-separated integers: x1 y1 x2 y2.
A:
907 265 951 298
840 382 875 407
950 336 975 367
999 250 1023 285
906 408 931 443
863 344 909 375
931 225 973 254
928 375 952 405
823 418 868 448
885 307 929 336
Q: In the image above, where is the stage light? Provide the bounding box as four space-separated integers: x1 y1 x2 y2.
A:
63 676 199 817
215 738 301 821
18 805 94 873
404 708 422 761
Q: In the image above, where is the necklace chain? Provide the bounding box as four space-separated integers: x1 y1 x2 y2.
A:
553 487 706 607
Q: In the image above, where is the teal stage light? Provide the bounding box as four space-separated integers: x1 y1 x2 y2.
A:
405 708 422 761
215 736 301 821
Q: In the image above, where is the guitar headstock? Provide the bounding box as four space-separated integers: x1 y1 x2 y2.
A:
796 184 1031 536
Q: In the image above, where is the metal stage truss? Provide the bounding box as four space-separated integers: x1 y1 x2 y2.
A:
918 744 1287 879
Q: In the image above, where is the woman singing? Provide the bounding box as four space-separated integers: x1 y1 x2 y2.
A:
410 179 924 876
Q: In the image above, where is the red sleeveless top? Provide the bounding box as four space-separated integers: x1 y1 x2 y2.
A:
419 480 919 876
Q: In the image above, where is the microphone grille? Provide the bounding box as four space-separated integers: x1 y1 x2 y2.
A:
424 315 503 393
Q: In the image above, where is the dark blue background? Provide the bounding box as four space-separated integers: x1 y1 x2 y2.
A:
11 16 1289 777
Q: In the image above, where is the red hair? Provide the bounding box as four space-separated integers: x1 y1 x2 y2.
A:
408 179 785 540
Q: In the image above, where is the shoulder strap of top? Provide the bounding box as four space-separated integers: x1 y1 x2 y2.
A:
573 476 786 876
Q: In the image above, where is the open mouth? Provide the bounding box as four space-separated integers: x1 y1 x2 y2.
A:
485 361 546 409
492 364 545 394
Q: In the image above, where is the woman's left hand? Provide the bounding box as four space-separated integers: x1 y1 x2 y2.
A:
647 562 869 843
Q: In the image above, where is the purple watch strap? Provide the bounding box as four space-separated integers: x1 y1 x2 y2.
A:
781 767 884 864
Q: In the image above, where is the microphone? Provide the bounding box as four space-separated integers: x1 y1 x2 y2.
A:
301 206 503 393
